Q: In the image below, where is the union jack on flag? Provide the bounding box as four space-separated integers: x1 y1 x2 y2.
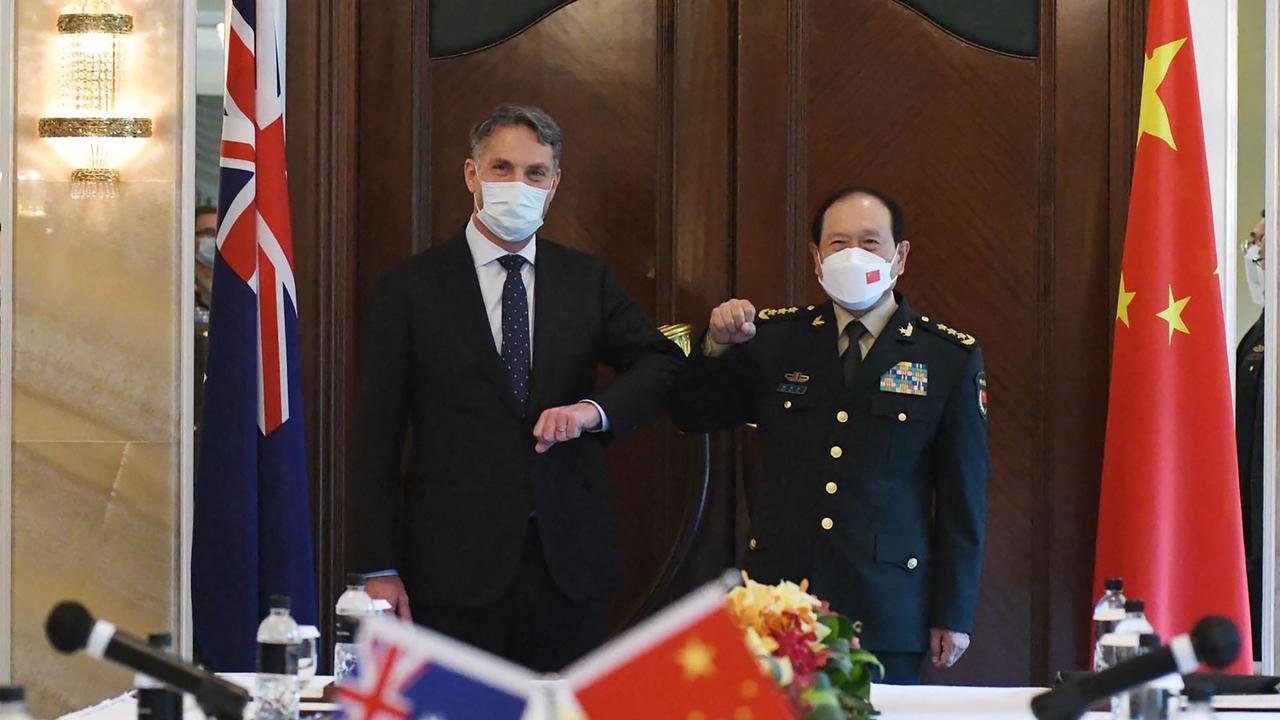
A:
216 0 295 433
336 617 547 720
191 0 317 671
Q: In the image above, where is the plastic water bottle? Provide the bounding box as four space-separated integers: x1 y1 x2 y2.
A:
1093 577 1127 671
0 687 33 720
136 633 183 720
1124 634 1181 720
334 573 376 683
256 595 301 720
1106 601 1156 720
1180 683 1217 719
1114 599 1155 636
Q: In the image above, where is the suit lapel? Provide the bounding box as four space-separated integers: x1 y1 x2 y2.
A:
848 296 916 396
444 232 524 418
527 242 562 418
800 303 843 402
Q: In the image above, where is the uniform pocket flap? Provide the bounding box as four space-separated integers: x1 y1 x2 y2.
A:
870 392 927 422
874 532 927 571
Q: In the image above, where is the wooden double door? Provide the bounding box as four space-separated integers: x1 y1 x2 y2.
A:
286 0 1146 686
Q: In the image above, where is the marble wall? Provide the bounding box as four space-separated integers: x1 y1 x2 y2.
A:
10 0 184 715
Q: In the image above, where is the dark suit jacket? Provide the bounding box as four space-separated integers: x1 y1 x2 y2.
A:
672 295 989 653
351 228 684 608
1236 313 1264 659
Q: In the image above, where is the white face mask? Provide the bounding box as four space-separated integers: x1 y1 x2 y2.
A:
1246 245 1265 307
818 247 897 311
196 233 217 268
475 180 551 242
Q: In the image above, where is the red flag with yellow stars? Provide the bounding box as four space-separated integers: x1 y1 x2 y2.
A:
567 580 792 720
1094 0 1252 671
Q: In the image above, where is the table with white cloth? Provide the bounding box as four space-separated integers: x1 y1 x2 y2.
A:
58 678 1280 720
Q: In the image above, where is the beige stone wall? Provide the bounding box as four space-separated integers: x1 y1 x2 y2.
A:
10 1 184 715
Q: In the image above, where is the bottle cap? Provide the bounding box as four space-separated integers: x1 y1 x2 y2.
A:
346 573 366 587
269 595 291 610
1139 633 1162 649
147 632 173 649
1105 578 1123 591
0 687 23 703
1125 599 1145 613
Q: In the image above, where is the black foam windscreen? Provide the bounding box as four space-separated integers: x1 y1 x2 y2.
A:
45 601 95 654
1191 616 1241 670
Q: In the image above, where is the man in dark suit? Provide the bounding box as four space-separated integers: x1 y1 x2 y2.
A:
352 103 684 671
1237 211 1265 662
673 187 989 684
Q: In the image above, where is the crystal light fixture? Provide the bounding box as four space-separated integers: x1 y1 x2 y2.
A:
38 0 152 199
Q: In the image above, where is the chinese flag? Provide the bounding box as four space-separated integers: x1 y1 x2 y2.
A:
573 604 792 720
1094 0 1252 672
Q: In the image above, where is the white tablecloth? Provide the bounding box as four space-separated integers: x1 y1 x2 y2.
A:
61 678 1280 720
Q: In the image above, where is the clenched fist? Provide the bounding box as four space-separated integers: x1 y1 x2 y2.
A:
533 401 602 454
708 299 758 346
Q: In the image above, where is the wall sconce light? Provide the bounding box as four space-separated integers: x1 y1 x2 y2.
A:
38 0 152 199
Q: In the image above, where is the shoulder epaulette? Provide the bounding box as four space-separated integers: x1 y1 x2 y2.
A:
916 313 978 349
756 305 817 323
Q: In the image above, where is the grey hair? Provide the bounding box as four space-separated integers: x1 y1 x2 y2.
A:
469 103 563 166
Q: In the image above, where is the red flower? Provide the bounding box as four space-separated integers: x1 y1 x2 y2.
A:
773 618 831 691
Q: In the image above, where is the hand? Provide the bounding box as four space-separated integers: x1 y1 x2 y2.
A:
930 628 970 668
366 575 412 621
533 401 602 454
708 299 758 346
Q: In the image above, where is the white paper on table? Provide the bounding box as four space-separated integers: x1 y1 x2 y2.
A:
1211 693 1280 710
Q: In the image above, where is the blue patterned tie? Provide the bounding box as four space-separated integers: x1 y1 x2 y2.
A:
498 254 531 411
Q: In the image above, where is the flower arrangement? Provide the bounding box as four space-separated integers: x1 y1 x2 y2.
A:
726 575 883 719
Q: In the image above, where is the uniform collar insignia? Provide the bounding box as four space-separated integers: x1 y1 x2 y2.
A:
898 322 914 337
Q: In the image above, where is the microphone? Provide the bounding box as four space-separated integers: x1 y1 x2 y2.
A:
1031 615 1240 720
45 601 250 720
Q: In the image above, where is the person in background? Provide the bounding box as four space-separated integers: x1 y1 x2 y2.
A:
195 204 218 309
1237 210 1265 663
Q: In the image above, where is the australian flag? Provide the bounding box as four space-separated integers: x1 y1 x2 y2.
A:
191 0 318 670
336 618 546 720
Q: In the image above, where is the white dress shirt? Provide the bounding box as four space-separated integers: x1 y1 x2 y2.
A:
465 218 609 430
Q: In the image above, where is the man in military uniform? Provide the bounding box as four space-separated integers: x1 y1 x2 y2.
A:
1237 211 1265 662
673 186 989 684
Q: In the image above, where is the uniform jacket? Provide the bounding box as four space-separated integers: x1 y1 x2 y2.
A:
673 293 989 652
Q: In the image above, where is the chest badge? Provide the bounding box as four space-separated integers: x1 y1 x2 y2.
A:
784 371 810 383
977 371 988 419
879 361 928 396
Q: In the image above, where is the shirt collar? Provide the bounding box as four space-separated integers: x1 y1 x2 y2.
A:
465 217 537 268
833 292 898 341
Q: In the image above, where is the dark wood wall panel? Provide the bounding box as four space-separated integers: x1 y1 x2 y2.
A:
287 0 1144 684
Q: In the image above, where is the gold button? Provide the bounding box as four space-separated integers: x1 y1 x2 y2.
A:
836 410 849 423
906 557 919 570
830 446 843 459
821 517 834 530
784 400 793 409
922 315 930 322
825 482 838 495
749 538 758 550
897 412 907 422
